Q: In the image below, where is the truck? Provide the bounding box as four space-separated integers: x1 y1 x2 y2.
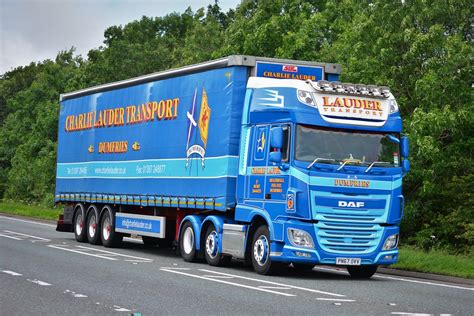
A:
55 55 410 278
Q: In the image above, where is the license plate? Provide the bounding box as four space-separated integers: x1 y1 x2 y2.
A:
336 258 361 265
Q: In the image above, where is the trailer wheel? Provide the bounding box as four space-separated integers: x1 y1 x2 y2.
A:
347 265 378 279
204 224 231 267
86 205 101 245
179 221 197 262
73 207 87 243
251 225 283 275
100 206 122 248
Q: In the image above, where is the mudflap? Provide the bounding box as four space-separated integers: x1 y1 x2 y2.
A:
56 214 73 232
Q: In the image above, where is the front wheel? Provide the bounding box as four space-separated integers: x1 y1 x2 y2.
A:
347 265 378 279
251 225 283 275
204 224 230 267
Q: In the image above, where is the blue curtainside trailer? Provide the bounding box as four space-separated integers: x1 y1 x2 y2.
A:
56 55 409 277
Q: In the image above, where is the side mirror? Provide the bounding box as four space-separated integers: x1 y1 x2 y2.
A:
401 136 409 158
270 127 283 149
402 159 410 173
269 151 282 164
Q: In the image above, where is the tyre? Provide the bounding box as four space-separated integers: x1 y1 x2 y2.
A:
204 224 231 267
73 206 87 243
86 205 101 245
179 221 198 262
100 206 123 248
142 236 159 246
292 263 315 271
347 265 378 279
251 225 283 275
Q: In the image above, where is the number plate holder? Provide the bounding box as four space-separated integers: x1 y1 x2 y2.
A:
336 257 361 266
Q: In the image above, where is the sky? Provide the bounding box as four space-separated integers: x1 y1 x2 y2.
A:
0 0 240 74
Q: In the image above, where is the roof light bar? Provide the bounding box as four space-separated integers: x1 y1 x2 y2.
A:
307 80 391 98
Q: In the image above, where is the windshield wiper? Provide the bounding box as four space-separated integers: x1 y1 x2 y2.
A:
336 159 362 171
307 157 336 169
364 161 391 173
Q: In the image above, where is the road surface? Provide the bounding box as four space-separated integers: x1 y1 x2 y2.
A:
1 215 473 315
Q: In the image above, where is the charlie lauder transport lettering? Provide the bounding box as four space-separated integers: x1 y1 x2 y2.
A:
55 55 410 277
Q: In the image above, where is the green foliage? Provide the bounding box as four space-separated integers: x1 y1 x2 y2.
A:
392 246 474 279
0 0 472 252
0 200 61 220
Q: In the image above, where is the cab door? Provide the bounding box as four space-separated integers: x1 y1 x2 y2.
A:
263 125 291 216
245 125 269 203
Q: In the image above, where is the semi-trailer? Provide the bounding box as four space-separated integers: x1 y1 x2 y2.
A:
56 55 409 277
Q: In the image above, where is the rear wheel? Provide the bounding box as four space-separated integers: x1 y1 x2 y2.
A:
204 224 230 266
347 265 378 279
86 206 101 245
179 221 198 262
100 206 122 248
73 207 87 243
251 225 283 275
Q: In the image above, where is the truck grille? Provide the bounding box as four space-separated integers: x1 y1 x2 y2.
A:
312 192 387 254
316 221 383 254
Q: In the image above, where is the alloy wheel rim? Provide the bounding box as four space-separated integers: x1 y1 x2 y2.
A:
75 214 83 235
206 231 218 259
254 235 269 266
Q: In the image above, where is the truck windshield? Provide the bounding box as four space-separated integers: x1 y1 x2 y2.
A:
295 125 400 167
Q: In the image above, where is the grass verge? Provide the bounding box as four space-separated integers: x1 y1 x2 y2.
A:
392 246 474 279
0 200 61 221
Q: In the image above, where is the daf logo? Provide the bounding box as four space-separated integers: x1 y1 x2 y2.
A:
338 201 365 208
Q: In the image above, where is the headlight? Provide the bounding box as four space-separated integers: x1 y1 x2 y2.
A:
389 99 399 113
382 234 399 250
288 228 315 248
297 90 315 107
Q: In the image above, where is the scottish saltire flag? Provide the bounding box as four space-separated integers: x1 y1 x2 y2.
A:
186 87 198 149
199 87 211 148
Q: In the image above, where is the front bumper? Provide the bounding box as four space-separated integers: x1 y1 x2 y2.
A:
270 220 399 266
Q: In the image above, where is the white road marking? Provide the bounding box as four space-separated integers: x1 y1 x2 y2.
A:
199 269 346 297
0 233 22 240
160 268 296 297
316 298 356 302
27 279 52 286
75 245 153 262
161 267 190 270
73 294 88 298
2 270 22 276
313 266 474 291
258 286 292 290
376 274 474 291
3 230 51 241
0 216 56 227
391 313 432 316
47 245 118 261
202 275 235 279
114 305 131 312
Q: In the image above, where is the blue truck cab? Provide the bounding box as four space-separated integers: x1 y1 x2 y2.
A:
55 56 409 278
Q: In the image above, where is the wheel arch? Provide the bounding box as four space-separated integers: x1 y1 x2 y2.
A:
99 204 115 224
73 203 86 222
178 215 205 251
86 204 100 221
